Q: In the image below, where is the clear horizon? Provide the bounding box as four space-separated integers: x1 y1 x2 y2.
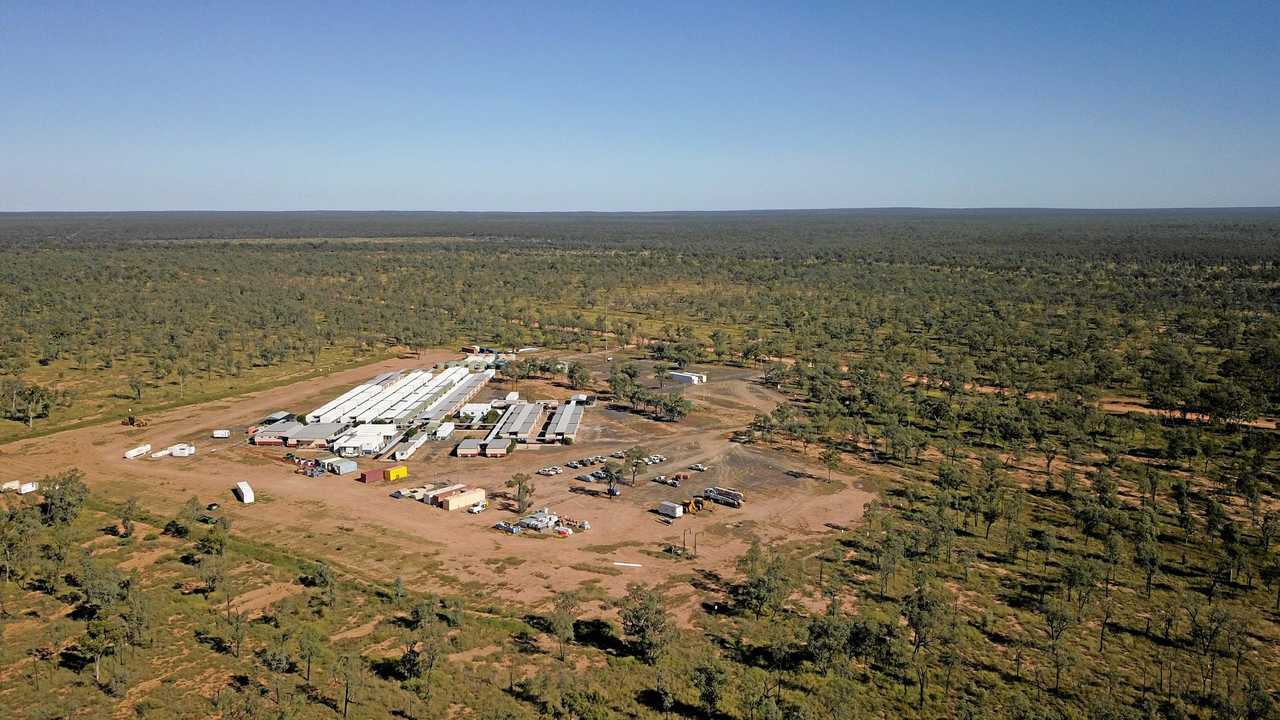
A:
3 1 1278 211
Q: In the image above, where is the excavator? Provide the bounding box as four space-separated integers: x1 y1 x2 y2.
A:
681 497 712 514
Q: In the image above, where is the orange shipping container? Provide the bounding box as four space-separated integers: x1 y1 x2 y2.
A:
384 465 409 482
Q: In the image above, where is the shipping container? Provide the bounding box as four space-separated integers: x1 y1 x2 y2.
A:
17 482 39 495
212 429 231 439
150 448 172 459
384 465 409 482
440 488 487 511
124 444 152 460
1 480 21 492
234 481 255 503
358 470 379 484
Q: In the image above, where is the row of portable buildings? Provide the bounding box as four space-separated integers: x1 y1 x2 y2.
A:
391 482 486 511
453 395 590 459
305 367 488 428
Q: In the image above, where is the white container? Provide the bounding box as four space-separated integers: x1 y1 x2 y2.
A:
433 422 456 440
170 443 195 457
18 482 38 495
234 481 255 504
150 449 172 459
1 480 20 493
124 444 152 460
657 501 684 519
212 429 231 439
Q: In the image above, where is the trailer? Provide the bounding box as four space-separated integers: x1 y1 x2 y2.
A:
17 482 39 495
703 487 744 508
171 443 196 457
212 429 231 439
150 448 172 459
657 501 684 519
124 444 152 460
234 481 255 503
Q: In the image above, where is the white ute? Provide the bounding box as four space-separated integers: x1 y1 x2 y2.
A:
468 501 488 514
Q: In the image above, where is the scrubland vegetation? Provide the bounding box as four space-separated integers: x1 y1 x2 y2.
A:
1 209 1279 718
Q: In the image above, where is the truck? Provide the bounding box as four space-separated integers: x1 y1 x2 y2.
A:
703 486 744 508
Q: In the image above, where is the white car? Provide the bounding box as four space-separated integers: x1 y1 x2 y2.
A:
468 501 488 514
690 463 708 472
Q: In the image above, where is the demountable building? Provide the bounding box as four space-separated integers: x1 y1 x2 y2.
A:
657 501 684 519
440 488 486 511
669 371 707 385
234 482 255 504
124 444 152 460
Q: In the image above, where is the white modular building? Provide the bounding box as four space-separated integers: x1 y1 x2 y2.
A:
393 431 433 461
332 423 400 457
669 371 707 385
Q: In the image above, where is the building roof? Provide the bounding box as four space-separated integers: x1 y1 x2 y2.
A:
457 438 483 450
288 422 349 441
256 421 302 437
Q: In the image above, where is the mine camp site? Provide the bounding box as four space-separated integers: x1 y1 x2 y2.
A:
0 347 872 604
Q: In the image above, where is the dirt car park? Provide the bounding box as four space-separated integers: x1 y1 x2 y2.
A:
0 348 873 605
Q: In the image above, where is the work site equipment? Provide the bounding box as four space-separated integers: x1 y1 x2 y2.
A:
122 415 150 428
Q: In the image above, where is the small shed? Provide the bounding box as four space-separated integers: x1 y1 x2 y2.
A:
384 465 409 482
456 439 483 457
234 482 255 504
483 440 510 458
329 459 358 475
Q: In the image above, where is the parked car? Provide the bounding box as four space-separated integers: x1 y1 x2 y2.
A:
567 461 580 469
468 501 488 514
611 450 626 459
690 463 708 471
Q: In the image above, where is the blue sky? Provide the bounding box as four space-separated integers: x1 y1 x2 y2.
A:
2 1 1277 210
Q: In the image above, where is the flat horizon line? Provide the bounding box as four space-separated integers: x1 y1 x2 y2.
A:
3 206 1279 215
